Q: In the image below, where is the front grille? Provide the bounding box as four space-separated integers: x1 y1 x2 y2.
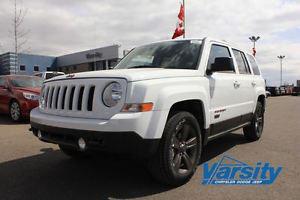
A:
42 84 96 112
39 78 127 120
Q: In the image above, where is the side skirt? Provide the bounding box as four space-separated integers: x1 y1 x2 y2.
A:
202 113 253 145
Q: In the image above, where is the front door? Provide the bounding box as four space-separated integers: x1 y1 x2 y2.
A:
207 44 242 135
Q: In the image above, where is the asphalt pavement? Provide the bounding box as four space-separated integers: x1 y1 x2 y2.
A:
0 96 299 200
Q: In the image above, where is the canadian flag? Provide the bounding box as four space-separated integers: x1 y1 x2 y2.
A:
172 1 185 39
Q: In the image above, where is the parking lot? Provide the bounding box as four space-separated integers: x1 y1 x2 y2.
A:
0 96 299 200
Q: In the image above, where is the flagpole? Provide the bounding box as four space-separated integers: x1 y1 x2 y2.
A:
183 0 185 38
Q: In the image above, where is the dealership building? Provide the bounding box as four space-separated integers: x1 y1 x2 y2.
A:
0 45 123 75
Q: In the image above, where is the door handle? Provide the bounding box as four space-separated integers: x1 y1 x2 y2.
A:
252 81 256 87
233 81 240 88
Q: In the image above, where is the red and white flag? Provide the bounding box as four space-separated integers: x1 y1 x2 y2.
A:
252 47 256 57
172 1 185 39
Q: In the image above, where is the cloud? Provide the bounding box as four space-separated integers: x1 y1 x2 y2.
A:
0 0 299 86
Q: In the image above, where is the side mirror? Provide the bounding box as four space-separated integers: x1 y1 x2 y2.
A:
206 57 234 75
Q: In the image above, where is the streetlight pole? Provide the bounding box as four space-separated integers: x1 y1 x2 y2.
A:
277 55 285 86
249 36 260 56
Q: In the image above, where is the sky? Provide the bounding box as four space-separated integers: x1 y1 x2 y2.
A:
0 0 299 86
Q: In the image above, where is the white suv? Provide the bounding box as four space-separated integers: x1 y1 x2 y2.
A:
30 37 266 186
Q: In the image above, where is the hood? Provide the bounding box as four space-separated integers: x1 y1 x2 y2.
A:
48 68 201 82
14 87 41 94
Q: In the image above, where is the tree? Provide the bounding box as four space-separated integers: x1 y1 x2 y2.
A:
11 0 29 74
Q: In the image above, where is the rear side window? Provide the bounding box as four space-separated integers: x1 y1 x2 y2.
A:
233 49 251 74
207 44 234 72
247 54 260 75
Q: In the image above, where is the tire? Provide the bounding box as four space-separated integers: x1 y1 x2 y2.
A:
147 111 202 186
243 101 264 141
59 144 88 158
9 100 22 122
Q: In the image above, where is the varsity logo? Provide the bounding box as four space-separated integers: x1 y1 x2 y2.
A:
202 155 282 185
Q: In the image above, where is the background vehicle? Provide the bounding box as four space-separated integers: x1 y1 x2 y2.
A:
279 86 286 95
0 75 42 121
30 37 266 186
34 71 65 80
292 87 300 96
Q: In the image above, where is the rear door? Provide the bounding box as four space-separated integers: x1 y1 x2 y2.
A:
231 49 255 119
246 54 265 111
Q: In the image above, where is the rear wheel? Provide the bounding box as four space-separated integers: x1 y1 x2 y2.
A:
243 101 264 141
147 111 202 186
9 100 22 122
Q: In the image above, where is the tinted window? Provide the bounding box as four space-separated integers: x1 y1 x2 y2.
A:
115 40 202 70
233 50 251 74
20 65 26 71
247 54 260 75
207 45 234 72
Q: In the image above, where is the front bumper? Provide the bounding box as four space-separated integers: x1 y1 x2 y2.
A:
29 108 169 157
30 122 159 157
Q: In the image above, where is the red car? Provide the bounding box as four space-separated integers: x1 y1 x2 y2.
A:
0 75 42 121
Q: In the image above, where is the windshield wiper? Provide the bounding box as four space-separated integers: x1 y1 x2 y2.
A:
128 65 159 69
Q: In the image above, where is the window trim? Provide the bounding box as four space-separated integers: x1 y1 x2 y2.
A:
246 53 261 76
205 43 236 75
232 49 252 75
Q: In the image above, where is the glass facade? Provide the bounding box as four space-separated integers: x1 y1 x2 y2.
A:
0 45 122 75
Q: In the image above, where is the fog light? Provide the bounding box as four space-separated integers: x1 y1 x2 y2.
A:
78 137 86 151
37 130 42 139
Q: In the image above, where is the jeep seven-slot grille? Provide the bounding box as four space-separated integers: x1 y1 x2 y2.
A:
43 85 95 111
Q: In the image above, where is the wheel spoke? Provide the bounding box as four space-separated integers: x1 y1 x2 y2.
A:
173 153 182 171
257 117 263 122
182 152 193 170
172 137 180 149
186 137 197 149
181 125 190 141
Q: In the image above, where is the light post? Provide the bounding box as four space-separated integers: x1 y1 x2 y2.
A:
277 55 285 86
249 36 260 56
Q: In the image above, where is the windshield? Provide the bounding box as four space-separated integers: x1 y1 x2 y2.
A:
115 40 202 70
11 76 43 88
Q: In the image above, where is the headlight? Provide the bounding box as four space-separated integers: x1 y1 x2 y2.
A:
102 82 122 107
39 85 45 108
23 92 40 101
39 96 45 108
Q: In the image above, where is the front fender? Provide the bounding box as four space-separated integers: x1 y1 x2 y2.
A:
126 78 210 139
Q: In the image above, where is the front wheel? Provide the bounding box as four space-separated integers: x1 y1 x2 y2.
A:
243 101 264 141
9 100 22 122
147 111 202 186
